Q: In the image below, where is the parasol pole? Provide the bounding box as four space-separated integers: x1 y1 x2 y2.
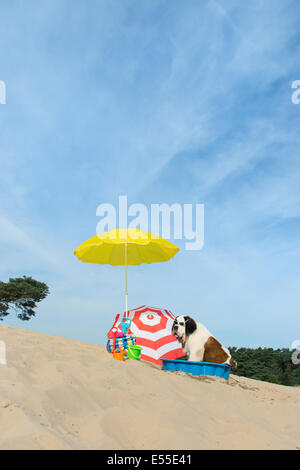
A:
125 241 128 316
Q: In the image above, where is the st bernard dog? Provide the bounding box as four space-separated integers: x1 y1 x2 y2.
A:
172 315 237 368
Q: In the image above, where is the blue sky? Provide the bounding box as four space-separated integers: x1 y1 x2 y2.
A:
1 0 300 348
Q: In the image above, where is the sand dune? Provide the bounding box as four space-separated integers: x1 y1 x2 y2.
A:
0 324 299 450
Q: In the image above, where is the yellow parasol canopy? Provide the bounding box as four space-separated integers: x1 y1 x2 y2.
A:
74 228 179 314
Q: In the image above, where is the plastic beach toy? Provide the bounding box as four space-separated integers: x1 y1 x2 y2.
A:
127 345 142 360
108 331 125 339
113 348 127 361
120 317 131 334
111 327 126 361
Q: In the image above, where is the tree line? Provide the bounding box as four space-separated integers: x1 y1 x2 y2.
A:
229 346 300 386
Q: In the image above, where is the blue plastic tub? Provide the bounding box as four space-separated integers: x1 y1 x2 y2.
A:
161 359 231 380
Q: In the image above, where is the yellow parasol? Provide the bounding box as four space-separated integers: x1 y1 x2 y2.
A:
74 228 179 315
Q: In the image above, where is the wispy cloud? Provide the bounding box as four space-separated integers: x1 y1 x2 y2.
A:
1 0 300 348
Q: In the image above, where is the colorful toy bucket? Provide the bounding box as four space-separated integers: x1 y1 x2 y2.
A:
127 345 142 360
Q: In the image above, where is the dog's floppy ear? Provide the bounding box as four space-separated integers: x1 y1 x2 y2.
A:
184 316 197 335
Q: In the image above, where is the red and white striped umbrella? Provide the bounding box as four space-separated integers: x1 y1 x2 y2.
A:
107 305 184 365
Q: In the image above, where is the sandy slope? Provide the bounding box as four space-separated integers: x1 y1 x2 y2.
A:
0 324 299 450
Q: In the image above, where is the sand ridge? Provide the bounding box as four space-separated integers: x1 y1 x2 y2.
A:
0 324 299 450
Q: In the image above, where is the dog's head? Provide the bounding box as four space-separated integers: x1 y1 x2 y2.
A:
172 315 197 345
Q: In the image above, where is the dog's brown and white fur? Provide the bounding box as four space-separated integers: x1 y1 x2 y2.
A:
172 315 237 368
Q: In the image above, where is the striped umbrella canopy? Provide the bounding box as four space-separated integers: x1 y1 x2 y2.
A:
107 305 184 365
